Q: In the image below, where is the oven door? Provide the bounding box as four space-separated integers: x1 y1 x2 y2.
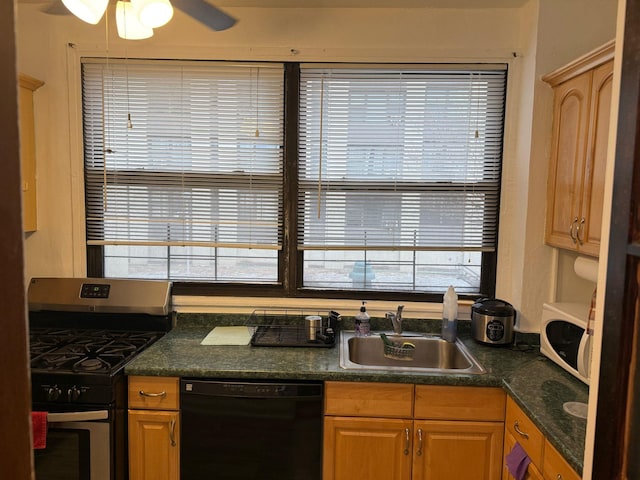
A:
33 410 110 480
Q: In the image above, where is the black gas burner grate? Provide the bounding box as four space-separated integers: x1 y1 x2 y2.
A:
30 327 164 375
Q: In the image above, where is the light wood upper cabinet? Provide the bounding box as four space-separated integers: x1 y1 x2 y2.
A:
18 74 43 232
543 41 614 257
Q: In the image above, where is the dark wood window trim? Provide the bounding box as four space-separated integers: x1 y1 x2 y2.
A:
87 61 501 303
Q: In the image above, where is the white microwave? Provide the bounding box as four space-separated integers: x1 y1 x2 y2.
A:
540 302 592 385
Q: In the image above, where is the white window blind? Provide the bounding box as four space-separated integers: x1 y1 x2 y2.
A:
298 65 506 292
82 59 284 281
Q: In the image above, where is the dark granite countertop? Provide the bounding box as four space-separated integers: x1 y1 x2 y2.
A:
125 315 588 475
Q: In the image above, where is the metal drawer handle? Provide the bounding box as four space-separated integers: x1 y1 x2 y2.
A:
404 428 410 455
514 420 530 439
139 390 167 398
169 419 177 447
557 475 563 480
416 428 423 456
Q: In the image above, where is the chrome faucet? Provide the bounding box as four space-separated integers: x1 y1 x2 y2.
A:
385 305 405 335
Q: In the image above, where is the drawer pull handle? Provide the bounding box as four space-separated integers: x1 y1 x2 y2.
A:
404 428 410 455
416 428 423 456
514 420 530 439
169 419 177 447
139 390 167 398
557 475 563 480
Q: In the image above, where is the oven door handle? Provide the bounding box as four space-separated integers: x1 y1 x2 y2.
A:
46 410 109 423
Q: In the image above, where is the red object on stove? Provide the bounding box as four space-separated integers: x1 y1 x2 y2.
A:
31 411 48 449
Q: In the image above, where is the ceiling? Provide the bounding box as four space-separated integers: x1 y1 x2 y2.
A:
18 0 531 7
213 0 531 6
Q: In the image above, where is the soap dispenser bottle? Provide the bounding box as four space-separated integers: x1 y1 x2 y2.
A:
355 301 371 337
442 286 458 342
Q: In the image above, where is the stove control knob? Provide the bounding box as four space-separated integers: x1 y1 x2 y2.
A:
67 386 82 402
46 386 61 401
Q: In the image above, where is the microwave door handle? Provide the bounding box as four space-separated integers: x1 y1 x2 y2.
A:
577 333 592 380
46 410 109 423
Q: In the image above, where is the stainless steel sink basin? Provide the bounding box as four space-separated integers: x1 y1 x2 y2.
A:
339 331 486 374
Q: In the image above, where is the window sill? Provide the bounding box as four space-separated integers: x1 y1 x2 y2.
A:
172 295 473 320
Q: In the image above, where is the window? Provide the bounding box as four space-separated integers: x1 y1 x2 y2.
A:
83 59 506 298
82 60 285 282
298 66 506 294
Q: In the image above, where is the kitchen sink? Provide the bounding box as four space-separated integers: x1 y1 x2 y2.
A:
339 331 486 374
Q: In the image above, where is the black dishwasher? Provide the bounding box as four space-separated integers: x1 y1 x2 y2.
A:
180 379 323 480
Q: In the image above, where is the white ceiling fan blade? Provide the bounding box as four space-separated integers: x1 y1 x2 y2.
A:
40 1 72 15
171 0 237 31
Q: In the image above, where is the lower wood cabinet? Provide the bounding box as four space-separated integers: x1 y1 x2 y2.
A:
502 396 580 480
324 416 413 480
323 381 505 480
503 429 544 480
128 376 180 480
128 410 180 480
413 420 504 480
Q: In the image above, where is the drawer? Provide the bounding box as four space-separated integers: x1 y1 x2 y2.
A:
128 376 180 410
414 385 505 421
505 396 544 468
324 381 414 418
542 439 581 480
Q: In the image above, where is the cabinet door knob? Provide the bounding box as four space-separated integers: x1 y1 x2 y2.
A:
416 428 423 456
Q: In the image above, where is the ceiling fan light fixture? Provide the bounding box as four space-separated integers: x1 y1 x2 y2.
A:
62 0 109 25
133 0 174 29
116 1 154 40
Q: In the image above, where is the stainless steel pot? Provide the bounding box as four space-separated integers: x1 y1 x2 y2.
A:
471 298 516 346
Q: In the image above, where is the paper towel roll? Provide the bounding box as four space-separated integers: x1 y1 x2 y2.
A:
574 256 599 283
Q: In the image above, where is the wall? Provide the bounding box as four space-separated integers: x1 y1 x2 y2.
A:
15 1 617 330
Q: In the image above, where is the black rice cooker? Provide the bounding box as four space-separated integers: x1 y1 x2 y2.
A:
471 298 516 346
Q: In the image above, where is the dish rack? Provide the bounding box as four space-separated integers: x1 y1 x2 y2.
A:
383 342 416 361
381 334 416 361
249 309 341 348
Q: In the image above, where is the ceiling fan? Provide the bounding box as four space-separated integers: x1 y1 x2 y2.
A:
37 0 237 39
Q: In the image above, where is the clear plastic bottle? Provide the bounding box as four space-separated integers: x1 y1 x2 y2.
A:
442 286 458 342
354 301 371 337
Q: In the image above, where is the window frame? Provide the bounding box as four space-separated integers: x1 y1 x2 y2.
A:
86 62 502 302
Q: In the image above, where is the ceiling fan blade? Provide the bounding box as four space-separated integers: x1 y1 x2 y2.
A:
171 0 237 31
40 1 71 15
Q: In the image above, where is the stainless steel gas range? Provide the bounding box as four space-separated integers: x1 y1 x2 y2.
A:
28 277 172 480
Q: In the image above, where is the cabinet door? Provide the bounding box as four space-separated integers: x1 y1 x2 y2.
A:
542 439 581 480
18 74 43 232
412 420 504 480
323 416 412 480
128 410 180 480
502 430 544 480
579 59 614 256
545 71 592 251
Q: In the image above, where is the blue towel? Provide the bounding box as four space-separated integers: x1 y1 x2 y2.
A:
506 442 531 480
